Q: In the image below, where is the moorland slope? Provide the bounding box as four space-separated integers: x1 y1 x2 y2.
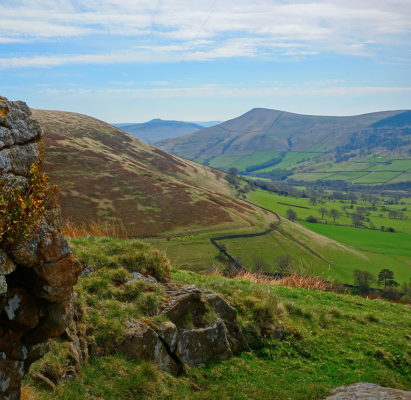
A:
33 109 275 236
113 119 204 143
154 108 411 161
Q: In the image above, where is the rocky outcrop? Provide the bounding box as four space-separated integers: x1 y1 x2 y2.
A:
323 383 411 399
0 96 81 399
122 280 242 375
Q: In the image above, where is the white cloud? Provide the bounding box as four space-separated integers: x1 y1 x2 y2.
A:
0 0 410 66
44 85 411 99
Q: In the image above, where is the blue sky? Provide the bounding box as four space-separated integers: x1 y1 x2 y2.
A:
1 0 410 123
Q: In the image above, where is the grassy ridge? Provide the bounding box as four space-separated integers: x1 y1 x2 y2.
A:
26 262 411 400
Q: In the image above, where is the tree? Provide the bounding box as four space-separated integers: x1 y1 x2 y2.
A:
351 213 362 227
273 254 293 274
400 279 411 295
329 208 341 222
377 269 399 289
341 205 350 216
252 257 270 273
353 269 376 293
218 242 227 254
286 209 298 221
309 195 317 205
318 207 328 219
228 167 239 176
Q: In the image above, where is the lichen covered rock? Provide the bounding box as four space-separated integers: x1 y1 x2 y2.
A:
0 96 81 399
120 283 242 375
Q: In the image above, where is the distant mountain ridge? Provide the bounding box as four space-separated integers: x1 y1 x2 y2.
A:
112 119 206 143
153 108 411 161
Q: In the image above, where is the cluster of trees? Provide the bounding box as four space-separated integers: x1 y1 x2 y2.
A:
352 268 410 300
252 254 294 274
286 207 342 224
388 210 406 219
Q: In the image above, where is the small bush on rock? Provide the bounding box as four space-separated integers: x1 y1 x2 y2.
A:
0 164 60 251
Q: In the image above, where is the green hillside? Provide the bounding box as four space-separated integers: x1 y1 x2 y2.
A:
26 242 411 400
153 108 411 184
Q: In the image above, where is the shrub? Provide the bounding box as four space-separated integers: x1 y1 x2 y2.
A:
400 295 410 303
305 215 319 223
0 164 60 251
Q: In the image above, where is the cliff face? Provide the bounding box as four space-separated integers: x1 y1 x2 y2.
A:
0 96 81 400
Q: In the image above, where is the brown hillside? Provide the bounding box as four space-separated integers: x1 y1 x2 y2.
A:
32 109 274 236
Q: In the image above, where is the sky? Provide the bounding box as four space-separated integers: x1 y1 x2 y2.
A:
0 0 411 123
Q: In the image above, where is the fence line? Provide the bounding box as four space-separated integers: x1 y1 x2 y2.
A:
210 200 281 263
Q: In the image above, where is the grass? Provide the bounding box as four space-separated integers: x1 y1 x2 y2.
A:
322 171 368 181
290 172 337 181
316 162 377 172
247 189 411 284
281 153 411 184
208 155 244 169
26 259 411 400
389 171 411 184
298 222 411 257
255 152 322 172
228 151 283 171
365 160 411 172
354 172 403 184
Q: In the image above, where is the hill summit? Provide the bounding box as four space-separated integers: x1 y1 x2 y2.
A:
113 119 204 143
153 107 410 161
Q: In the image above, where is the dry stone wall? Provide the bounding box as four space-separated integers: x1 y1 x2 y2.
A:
0 96 81 400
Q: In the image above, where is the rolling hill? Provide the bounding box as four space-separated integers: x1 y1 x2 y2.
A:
112 119 204 143
32 109 276 236
153 108 410 162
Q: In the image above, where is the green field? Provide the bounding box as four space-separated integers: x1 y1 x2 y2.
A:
315 162 377 172
142 186 411 285
290 172 337 181
299 223 411 257
208 155 244 169
228 150 283 171
247 189 411 283
322 171 368 181
388 171 411 184
242 175 272 182
277 152 411 184
365 160 411 172
354 171 402 184
255 152 322 173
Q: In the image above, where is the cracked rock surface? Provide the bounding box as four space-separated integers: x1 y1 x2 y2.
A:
323 383 411 399
121 282 242 375
0 96 81 400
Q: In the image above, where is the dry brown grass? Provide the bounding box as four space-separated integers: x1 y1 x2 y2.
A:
63 219 130 239
209 264 330 291
233 271 330 291
21 387 38 400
